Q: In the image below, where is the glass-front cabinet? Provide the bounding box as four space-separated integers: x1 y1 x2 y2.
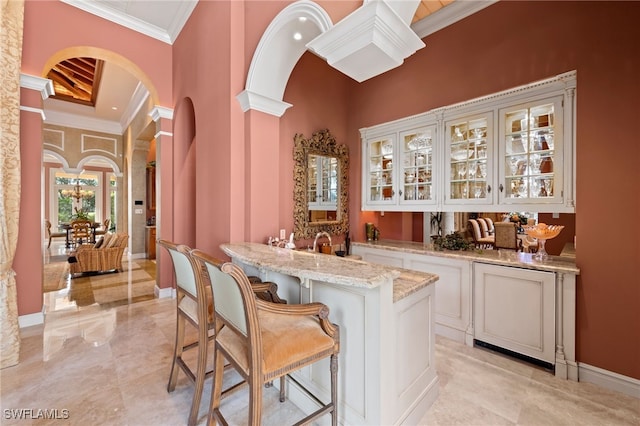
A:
362 116 438 211
365 134 396 207
399 126 436 205
499 96 563 206
361 70 576 213
444 113 492 207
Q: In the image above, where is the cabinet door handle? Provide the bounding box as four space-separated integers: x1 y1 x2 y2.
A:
397 190 402 196
487 185 492 193
499 184 504 192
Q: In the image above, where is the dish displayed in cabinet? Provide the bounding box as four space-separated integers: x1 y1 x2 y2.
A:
503 103 557 199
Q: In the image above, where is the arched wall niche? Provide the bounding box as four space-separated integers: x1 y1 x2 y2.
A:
172 97 197 246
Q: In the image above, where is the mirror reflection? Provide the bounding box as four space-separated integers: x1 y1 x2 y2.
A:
307 154 338 221
293 129 349 239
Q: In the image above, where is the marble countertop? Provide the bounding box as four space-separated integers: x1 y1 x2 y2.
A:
353 240 580 275
221 242 438 301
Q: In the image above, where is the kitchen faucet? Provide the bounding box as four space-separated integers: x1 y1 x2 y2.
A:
312 231 332 253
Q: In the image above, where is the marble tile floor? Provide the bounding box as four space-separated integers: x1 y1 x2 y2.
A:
2 247 638 425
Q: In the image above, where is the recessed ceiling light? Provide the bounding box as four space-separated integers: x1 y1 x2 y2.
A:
293 32 302 41
111 106 118 110
298 16 307 23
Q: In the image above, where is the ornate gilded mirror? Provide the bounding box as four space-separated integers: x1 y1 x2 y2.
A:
293 129 349 239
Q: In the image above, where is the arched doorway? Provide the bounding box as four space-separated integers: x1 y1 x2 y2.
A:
41 48 159 258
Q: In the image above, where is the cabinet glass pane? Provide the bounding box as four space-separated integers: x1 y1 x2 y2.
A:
503 103 555 199
449 118 488 200
401 128 434 201
368 138 394 202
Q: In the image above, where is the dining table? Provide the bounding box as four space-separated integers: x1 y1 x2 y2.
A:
60 222 101 248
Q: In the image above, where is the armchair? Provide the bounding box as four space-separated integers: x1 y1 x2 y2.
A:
69 233 128 276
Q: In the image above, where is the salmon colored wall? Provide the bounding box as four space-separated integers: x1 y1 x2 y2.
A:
280 52 353 248
16 89 44 316
18 1 173 312
21 1 172 105
345 2 640 379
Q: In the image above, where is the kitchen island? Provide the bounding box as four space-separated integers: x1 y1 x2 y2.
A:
352 240 580 380
221 242 439 426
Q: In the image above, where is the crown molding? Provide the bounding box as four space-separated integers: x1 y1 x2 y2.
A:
121 82 150 130
236 90 292 118
411 0 498 39
20 74 54 99
60 0 197 44
44 109 122 135
149 106 174 122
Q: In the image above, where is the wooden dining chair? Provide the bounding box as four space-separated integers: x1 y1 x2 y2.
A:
190 249 340 426
45 219 66 248
70 219 92 246
494 222 522 251
94 218 111 237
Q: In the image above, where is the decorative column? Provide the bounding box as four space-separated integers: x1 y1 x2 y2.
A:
149 106 174 297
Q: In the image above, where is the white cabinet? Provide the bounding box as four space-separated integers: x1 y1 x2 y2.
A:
444 111 494 208
360 71 576 213
498 96 567 208
352 242 579 380
353 245 473 345
362 117 438 211
474 263 556 364
363 133 397 208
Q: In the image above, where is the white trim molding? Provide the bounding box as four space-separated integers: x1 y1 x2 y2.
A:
20 73 54 99
411 0 498 39
236 90 293 117
19 106 46 121
579 363 640 399
18 311 44 328
307 0 425 83
238 0 331 116
149 105 174 121
60 0 197 44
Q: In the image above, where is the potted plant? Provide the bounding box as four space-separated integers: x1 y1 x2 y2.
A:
72 207 90 221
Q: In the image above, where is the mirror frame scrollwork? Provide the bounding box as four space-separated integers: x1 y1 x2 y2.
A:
293 129 349 240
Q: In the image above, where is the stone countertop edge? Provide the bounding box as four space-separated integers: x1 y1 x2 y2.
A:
353 240 580 275
220 243 438 301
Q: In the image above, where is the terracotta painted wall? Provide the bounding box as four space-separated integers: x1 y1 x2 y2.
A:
344 1 640 379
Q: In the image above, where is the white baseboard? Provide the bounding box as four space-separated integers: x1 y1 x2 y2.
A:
155 285 174 299
579 362 640 399
129 253 147 260
18 311 44 328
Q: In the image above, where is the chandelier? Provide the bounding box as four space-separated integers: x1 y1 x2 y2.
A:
61 179 91 202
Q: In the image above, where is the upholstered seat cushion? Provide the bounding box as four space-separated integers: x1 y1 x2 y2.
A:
217 310 335 380
178 288 214 324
